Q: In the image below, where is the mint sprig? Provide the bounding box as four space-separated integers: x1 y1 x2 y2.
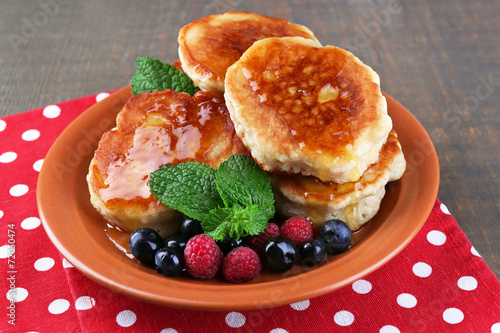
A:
149 155 275 240
149 162 223 222
131 56 200 96
202 205 269 240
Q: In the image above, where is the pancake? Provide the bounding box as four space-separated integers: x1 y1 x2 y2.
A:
270 130 406 231
87 89 248 238
224 36 392 184
178 11 319 94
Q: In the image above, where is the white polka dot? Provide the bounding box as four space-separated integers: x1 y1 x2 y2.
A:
290 299 310 311
6 287 28 302
443 308 464 324
21 217 41 230
48 299 70 314
160 329 178 333
33 159 44 172
380 325 400 333
412 262 432 278
427 230 446 246
440 203 451 214
96 92 110 102
352 279 372 294
334 310 355 326
457 276 478 291
62 258 74 268
397 293 417 308
9 184 29 197
491 322 500 333
0 119 6 132
116 310 137 327
0 152 17 163
22 129 40 141
75 296 95 310
0 245 14 259
34 257 55 271
471 246 481 257
270 329 288 333
43 105 61 118
225 312 246 328
0 210 3 219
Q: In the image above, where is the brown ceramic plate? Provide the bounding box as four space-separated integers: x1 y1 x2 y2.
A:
37 86 439 310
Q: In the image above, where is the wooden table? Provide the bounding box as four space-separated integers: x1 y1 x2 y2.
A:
1 0 499 279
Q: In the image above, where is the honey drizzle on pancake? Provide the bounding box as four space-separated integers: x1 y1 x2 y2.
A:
96 91 230 204
238 39 380 160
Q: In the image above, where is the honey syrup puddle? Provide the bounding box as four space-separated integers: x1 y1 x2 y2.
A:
105 223 133 259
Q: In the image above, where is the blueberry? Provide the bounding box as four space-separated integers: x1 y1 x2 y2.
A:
263 236 299 272
299 239 326 266
165 234 189 254
319 219 351 254
180 215 204 237
216 235 246 255
155 247 183 277
129 228 164 267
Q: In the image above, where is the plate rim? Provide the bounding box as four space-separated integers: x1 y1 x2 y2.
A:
37 87 440 310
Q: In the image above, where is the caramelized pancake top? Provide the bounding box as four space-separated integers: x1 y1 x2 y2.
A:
225 37 392 183
88 90 247 209
240 40 377 154
178 11 318 93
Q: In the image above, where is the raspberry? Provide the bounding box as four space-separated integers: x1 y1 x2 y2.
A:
184 234 223 279
248 223 280 253
223 247 262 283
280 217 313 246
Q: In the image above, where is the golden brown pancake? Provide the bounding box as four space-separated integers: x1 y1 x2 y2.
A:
270 130 406 231
178 11 319 93
225 37 392 184
87 89 248 237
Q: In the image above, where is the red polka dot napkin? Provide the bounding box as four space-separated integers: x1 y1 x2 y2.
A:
1 92 500 333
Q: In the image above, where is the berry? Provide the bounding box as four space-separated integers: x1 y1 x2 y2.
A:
248 222 280 253
180 215 204 237
319 219 351 254
263 236 299 272
299 239 326 266
222 247 262 283
280 217 313 246
155 248 183 277
165 234 189 254
184 234 223 279
216 235 246 256
129 228 164 268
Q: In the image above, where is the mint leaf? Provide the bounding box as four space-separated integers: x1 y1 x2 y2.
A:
131 56 200 96
239 205 271 235
201 207 235 240
202 205 269 240
215 155 275 220
149 154 275 240
149 162 223 221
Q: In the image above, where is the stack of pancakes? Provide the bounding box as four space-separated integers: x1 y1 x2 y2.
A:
87 12 405 237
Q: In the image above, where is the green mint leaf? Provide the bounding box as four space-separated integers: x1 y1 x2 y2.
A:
201 207 235 241
131 56 200 96
149 162 223 221
202 205 269 240
215 155 275 220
